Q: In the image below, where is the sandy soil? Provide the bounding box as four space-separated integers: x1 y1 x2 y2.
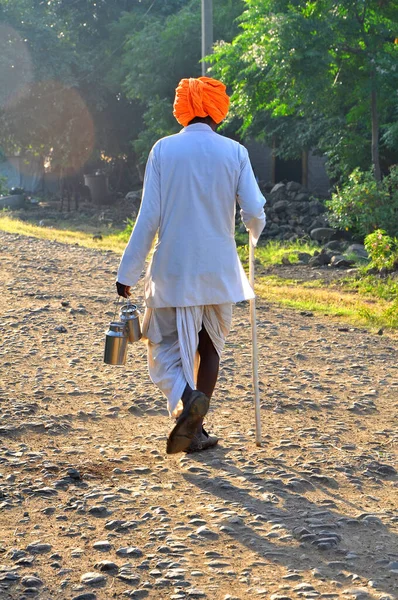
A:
0 231 397 600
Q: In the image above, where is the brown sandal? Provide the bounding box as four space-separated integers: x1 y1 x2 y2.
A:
185 428 219 453
166 391 210 454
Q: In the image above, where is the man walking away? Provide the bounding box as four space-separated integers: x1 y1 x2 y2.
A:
116 77 266 454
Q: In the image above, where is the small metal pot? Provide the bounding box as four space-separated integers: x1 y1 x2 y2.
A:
104 321 128 365
119 303 142 343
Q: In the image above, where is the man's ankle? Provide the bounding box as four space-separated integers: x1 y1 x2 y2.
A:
181 384 193 406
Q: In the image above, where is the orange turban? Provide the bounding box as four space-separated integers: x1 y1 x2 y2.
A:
173 76 230 127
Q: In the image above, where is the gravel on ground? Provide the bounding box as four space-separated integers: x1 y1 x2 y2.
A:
0 231 397 600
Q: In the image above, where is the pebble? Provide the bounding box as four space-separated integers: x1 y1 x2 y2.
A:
92 541 112 551
88 505 111 517
186 589 207 597
94 560 119 572
117 567 140 584
80 572 107 585
26 542 52 554
196 526 219 539
21 575 43 587
342 589 370 599
116 547 144 557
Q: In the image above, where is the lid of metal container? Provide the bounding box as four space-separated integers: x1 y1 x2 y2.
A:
120 304 138 316
108 321 126 332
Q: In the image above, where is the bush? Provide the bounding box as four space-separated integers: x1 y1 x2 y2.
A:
0 175 8 197
118 217 135 242
364 229 398 271
326 166 398 238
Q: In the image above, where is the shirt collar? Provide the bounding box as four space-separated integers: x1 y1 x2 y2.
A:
181 123 214 133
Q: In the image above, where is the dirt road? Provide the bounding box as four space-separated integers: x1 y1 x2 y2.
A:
0 231 397 600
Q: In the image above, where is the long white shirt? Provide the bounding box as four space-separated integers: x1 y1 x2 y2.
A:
117 123 266 308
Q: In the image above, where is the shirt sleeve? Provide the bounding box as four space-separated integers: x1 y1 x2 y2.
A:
117 144 161 287
236 146 266 246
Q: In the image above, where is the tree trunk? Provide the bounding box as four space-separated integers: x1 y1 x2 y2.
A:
371 69 381 182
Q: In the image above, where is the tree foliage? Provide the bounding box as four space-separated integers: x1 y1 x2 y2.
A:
0 0 144 184
210 0 398 181
115 0 244 161
1 0 396 189
0 0 244 175
326 166 398 237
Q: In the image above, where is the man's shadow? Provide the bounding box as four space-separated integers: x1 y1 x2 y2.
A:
182 445 398 598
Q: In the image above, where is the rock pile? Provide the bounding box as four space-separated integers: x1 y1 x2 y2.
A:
259 181 330 241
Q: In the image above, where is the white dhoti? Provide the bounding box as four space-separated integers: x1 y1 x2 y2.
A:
141 304 233 418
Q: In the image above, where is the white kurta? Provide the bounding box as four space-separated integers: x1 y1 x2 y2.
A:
117 123 266 308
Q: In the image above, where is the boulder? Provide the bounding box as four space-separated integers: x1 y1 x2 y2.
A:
346 244 368 259
310 227 336 242
324 240 345 252
270 182 287 202
330 255 355 268
273 200 290 213
309 217 328 230
308 200 326 216
125 190 142 217
297 252 311 264
0 194 25 209
296 192 310 202
309 250 331 267
125 190 142 204
286 181 302 193
267 223 281 237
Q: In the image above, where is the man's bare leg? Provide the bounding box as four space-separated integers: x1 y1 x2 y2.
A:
195 325 219 433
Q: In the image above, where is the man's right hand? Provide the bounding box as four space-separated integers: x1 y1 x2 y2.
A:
116 282 131 298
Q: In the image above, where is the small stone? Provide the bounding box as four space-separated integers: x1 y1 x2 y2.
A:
117 566 140 583
0 571 21 582
80 572 107 585
26 542 52 554
21 575 43 587
94 560 119 572
342 589 370 599
164 568 186 580
116 546 143 557
88 505 110 517
93 541 112 552
72 594 97 600
196 526 219 539
187 589 207 598
66 468 81 480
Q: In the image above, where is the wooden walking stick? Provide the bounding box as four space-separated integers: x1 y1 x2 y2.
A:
249 234 262 447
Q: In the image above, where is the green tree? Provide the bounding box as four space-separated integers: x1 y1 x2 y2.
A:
0 0 246 186
0 0 143 190
114 0 244 161
210 0 398 182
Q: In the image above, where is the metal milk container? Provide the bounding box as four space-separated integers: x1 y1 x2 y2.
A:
104 321 128 365
119 302 142 343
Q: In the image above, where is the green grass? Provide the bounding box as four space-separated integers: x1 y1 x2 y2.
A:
342 272 398 301
256 275 398 329
0 214 129 253
236 235 318 265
